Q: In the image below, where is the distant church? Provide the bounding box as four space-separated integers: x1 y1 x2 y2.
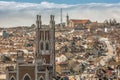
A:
6 15 56 80
65 14 91 28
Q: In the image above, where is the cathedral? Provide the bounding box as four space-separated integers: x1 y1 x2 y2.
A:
6 15 56 80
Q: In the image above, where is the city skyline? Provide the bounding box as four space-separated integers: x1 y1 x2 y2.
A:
0 0 120 27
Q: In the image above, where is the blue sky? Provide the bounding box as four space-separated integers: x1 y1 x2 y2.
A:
2 0 120 4
0 0 120 27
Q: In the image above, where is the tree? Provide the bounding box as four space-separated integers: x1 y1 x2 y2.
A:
112 19 117 25
109 19 113 25
104 20 109 25
1 55 11 62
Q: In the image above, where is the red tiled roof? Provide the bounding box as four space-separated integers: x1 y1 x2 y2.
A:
70 19 91 24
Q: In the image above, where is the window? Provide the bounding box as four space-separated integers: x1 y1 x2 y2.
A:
46 43 49 50
45 31 49 40
23 74 31 80
40 31 44 40
24 76 30 80
40 78 44 80
48 31 50 40
40 31 42 40
39 76 44 80
10 77 15 80
43 58 46 64
41 42 43 50
45 31 47 40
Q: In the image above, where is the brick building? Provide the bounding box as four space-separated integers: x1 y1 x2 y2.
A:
6 15 56 80
70 19 91 28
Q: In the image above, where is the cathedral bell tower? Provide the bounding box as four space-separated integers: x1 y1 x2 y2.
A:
35 15 56 79
66 14 69 27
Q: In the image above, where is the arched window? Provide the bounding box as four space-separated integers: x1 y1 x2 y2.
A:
45 31 47 40
46 43 49 50
40 31 44 40
40 31 41 40
40 78 44 80
39 76 44 80
45 31 49 40
10 76 15 80
43 58 46 64
11 78 14 80
41 42 43 50
23 74 31 80
24 76 30 80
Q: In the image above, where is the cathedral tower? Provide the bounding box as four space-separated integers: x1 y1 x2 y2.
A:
36 15 56 79
6 15 56 80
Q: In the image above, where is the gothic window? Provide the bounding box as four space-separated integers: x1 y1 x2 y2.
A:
11 78 14 80
48 31 50 40
40 78 44 80
41 42 44 50
43 58 46 64
39 76 44 80
24 75 31 80
45 31 47 40
46 43 49 50
40 31 44 40
45 31 49 40
40 31 41 40
10 77 15 80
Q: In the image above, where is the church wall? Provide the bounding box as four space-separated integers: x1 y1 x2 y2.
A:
19 66 35 80
37 73 45 79
9 73 16 79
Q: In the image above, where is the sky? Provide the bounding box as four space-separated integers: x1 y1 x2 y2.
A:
0 0 120 27
2 0 120 4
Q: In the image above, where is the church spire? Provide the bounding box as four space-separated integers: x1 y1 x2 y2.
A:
36 15 42 28
66 13 69 27
50 15 55 29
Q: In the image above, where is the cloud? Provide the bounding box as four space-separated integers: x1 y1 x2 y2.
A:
0 1 120 27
